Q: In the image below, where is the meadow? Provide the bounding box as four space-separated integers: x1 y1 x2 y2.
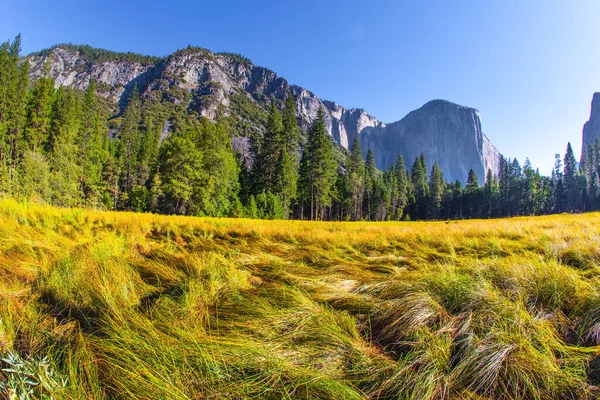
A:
0 199 599 399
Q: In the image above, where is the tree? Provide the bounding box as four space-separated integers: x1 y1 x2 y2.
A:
347 137 365 220
483 168 499 217
298 108 337 220
118 86 142 208
394 154 410 220
78 81 109 206
255 103 283 193
464 169 481 218
428 162 445 219
24 71 54 152
157 135 207 215
364 148 377 219
410 153 429 219
277 93 300 217
0 35 29 194
563 142 581 211
48 86 82 207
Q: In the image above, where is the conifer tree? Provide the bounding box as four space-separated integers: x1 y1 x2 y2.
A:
364 148 377 219
24 70 54 152
255 103 283 193
48 86 82 206
118 86 142 207
157 135 206 215
347 137 365 220
428 162 445 219
394 154 410 219
277 93 300 216
410 153 429 219
563 142 580 211
298 108 337 220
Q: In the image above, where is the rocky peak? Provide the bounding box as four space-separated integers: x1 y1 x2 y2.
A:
581 92 600 159
360 99 499 183
26 44 500 183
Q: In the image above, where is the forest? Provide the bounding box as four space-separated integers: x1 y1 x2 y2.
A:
1 35 598 221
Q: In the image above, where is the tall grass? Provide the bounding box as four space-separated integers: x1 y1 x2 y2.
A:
0 198 598 399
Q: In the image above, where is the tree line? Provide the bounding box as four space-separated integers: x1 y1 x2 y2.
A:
1 35 597 221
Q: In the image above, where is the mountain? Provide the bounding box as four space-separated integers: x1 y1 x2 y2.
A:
360 100 499 183
582 92 600 159
28 44 499 183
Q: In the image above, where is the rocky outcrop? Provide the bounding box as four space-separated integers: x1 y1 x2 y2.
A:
360 100 500 183
28 46 381 149
582 92 600 159
27 45 500 183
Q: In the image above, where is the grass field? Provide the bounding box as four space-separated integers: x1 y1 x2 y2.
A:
0 199 599 399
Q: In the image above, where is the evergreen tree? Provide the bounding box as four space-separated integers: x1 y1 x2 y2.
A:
364 148 377 219
0 35 29 194
563 142 579 211
464 169 481 218
428 162 445 219
24 71 54 152
347 137 365 220
394 154 410 220
157 135 207 215
48 86 82 207
277 93 300 217
255 103 283 193
298 108 337 220
118 86 142 208
78 81 109 206
410 153 429 219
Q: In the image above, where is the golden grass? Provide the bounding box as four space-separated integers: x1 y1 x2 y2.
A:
0 198 599 399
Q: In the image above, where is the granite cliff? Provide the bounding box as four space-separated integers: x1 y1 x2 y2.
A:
582 92 600 160
360 100 499 183
28 44 499 183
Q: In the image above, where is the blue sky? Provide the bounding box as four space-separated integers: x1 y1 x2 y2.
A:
3 0 600 174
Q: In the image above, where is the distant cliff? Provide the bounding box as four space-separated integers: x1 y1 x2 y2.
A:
28 44 500 183
582 92 600 160
360 100 499 183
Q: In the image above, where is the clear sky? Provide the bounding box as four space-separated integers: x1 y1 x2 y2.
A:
3 0 600 174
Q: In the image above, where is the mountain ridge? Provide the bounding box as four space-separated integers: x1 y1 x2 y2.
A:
27 43 500 183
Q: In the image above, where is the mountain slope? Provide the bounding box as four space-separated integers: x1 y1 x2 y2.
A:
360 100 500 183
28 44 499 182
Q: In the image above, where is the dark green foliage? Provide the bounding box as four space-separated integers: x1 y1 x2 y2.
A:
298 108 338 220
31 44 162 65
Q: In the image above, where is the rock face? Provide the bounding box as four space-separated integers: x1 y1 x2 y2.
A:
582 92 600 159
360 100 500 183
28 46 382 150
27 45 500 183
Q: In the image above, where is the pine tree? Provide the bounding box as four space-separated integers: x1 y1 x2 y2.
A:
364 148 377 219
24 70 54 152
157 135 207 215
282 91 300 154
48 86 82 206
483 168 499 217
563 142 580 211
0 35 29 194
394 154 409 220
118 86 142 208
410 153 429 219
255 103 283 193
277 93 300 217
298 108 337 220
428 162 445 219
78 81 109 206
347 137 365 220
464 169 481 218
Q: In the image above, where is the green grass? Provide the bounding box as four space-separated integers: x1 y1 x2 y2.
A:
0 198 599 399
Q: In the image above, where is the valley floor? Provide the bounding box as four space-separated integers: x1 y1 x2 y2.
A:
0 199 599 399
